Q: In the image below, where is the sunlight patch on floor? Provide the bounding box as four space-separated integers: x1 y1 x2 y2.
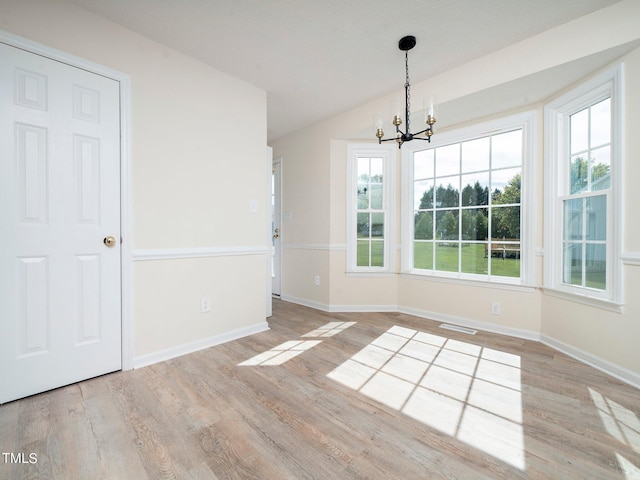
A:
238 321 356 366
616 453 640 480
589 388 640 453
327 326 525 470
238 340 322 366
302 321 357 338
590 387 640 477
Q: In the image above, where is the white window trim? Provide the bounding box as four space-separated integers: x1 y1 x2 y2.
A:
543 64 624 310
346 143 396 273
401 111 537 286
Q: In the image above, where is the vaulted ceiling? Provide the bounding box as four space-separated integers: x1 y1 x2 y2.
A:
69 0 621 141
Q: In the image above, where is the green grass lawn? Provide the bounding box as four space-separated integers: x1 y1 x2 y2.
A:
357 240 384 267
414 242 520 278
358 240 520 278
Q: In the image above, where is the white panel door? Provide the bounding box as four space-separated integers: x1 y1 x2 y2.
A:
0 43 121 404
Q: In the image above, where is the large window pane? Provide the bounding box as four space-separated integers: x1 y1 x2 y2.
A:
491 130 522 169
461 243 488 275
491 206 520 240
570 155 588 194
570 108 589 154
357 239 370 267
414 180 434 209
435 144 460 177
436 210 459 240
491 169 521 204
590 98 610 148
370 157 383 181
591 146 610 191
490 255 520 278
357 157 370 181
414 149 434 180
370 183 383 209
414 211 434 240
461 172 489 206
435 242 458 272
563 243 582 286
563 198 583 241
414 241 433 270
585 243 606 289
461 208 488 241
435 176 460 208
371 212 384 238
586 196 606 241
370 240 384 267
357 212 369 238
462 137 490 173
357 183 369 209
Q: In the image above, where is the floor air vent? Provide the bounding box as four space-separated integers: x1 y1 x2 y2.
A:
439 324 477 335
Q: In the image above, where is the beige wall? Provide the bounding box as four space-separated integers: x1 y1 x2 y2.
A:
0 0 269 362
271 1 640 382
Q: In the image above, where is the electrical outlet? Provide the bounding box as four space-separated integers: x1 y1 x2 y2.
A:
201 298 211 313
314 275 320 286
490 301 502 315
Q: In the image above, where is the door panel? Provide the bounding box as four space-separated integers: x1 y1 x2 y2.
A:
0 43 121 404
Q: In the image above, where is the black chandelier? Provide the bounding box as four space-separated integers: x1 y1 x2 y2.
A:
375 35 436 148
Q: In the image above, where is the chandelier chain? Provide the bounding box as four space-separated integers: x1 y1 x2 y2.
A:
405 50 411 134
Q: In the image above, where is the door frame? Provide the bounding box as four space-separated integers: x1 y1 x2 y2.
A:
272 156 282 297
1 30 134 371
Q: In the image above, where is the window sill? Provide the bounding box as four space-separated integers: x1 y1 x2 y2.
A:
400 271 536 293
542 287 623 313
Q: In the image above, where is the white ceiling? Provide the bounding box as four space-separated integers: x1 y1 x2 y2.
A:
69 0 621 141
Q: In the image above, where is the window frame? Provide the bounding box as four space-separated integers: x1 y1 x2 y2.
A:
401 111 536 286
346 143 396 274
543 64 624 310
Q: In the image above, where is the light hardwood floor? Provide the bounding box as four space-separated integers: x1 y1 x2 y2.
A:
1 299 639 479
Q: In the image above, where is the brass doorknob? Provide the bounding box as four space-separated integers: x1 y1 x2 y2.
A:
103 236 117 247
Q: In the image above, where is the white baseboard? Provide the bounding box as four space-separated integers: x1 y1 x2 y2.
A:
276 297 638 390
133 322 270 369
280 295 399 314
410 306 640 389
541 334 640 390
329 304 399 313
398 306 541 342
280 294 331 312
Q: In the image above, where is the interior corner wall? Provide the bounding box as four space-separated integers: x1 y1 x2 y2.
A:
0 0 269 363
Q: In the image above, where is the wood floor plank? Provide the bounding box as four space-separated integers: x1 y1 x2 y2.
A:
1 298 639 479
